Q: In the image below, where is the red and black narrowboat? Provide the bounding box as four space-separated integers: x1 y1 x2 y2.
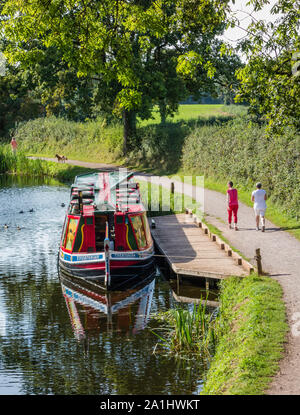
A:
58 170 155 289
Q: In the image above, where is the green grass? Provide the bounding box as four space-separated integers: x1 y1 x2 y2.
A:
201 274 287 395
13 105 246 171
137 104 238 126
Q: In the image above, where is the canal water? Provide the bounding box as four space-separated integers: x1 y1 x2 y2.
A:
0 175 213 395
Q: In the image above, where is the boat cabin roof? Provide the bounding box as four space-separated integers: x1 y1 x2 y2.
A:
70 170 144 215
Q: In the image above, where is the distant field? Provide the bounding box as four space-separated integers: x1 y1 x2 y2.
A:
137 104 246 126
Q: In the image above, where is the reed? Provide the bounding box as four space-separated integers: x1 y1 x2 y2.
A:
0 146 52 176
0 145 93 180
152 300 217 357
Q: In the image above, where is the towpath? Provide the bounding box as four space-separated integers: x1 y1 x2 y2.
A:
33 156 300 394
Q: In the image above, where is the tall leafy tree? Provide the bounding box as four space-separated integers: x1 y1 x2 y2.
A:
234 0 300 133
0 45 44 136
23 43 95 121
0 38 96 136
176 39 243 105
1 0 231 152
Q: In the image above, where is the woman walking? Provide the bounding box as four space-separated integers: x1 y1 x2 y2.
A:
10 137 17 155
251 182 267 232
226 181 239 231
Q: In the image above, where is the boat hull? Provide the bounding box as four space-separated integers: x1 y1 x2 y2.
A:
58 247 156 286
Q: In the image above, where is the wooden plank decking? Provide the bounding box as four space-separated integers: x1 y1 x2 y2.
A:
150 213 251 280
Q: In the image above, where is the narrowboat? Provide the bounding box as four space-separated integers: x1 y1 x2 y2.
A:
58 170 155 289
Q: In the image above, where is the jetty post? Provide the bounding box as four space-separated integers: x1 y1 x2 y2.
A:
170 182 174 212
255 248 263 276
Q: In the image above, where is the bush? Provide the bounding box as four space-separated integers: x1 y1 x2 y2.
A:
14 116 123 162
126 115 233 174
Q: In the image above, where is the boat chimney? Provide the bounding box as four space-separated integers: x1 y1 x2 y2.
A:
78 191 83 213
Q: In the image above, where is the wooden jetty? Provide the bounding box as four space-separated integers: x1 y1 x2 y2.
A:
168 279 220 307
171 291 220 308
150 212 254 282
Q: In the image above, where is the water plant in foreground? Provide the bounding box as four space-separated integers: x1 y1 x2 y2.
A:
152 301 217 358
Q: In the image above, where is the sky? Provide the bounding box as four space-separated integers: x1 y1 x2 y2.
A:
223 0 279 45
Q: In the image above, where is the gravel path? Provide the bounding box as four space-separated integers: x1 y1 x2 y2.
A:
37 157 300 394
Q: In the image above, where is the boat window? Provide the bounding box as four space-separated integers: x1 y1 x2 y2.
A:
85 216 93 225
61 217 68 245
142 212 152 245
129 214 147 249
65 218 79 251
115 215 124 224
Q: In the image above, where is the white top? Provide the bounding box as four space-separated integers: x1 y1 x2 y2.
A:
252 189 266 210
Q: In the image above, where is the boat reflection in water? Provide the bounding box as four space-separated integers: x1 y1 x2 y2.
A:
60 272 156 340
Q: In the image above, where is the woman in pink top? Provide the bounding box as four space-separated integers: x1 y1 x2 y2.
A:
226 181 239 230
10 137 18 154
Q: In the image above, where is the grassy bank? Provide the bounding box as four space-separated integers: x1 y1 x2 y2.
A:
201 274 287 395
0 145 96 181
151 273 287 395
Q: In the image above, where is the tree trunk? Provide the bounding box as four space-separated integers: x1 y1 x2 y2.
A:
159 100 167 125
122 110 136 155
